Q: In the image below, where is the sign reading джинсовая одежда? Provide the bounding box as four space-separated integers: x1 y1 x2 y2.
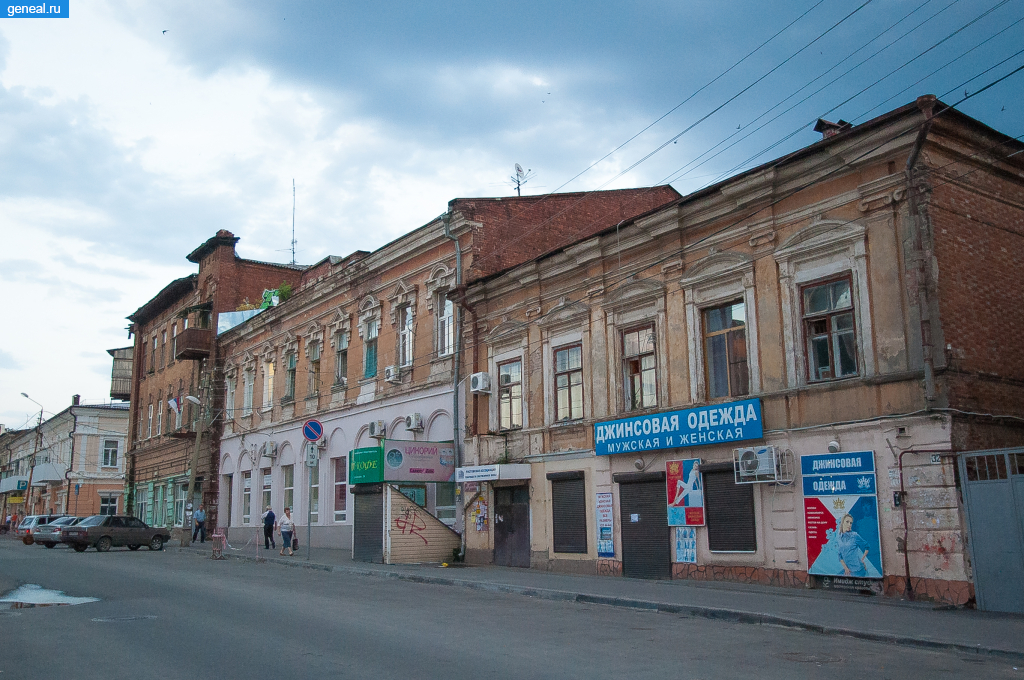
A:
594 398 763 456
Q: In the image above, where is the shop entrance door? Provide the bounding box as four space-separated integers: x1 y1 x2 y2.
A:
352 484 383 563
615 472 670 579
494 485 530 567
958 448 1024 613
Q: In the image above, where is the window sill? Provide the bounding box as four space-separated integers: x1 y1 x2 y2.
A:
280 397 294 405
358 377 377 385
331 382 347 393
551 419 584 428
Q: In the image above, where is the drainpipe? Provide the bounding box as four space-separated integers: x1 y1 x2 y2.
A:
442 210 466 558
64 396 80 516
904 95 938 402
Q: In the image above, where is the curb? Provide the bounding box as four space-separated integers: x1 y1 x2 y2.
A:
181 548 1024 661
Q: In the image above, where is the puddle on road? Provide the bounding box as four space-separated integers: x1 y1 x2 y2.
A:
0 584 99 609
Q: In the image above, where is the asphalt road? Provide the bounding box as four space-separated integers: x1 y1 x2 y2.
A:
0 540 1019 680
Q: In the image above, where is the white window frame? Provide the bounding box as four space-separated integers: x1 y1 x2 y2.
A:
398 306 414 368
282 465 294 511
135 487 148 522
147 403 154 439
436 297 454 357
774 219 874 388
242 472 252 524
242 369 254 416
262 359 275 409
102 440 119 468
333 456 348 522
174 483 187 527
225 374 236 424
682 252 760 403
309 457 320 524
99 495 118 516
156 395 163 436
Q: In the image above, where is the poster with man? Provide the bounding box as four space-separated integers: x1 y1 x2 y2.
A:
802 452 883 579
666 458 704 526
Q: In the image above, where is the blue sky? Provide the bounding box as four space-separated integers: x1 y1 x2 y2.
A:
1 0 1021 426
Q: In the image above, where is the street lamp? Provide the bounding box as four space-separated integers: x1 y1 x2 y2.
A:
182 394 203 547
20 393 44 516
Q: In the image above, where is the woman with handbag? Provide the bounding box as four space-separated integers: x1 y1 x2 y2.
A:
278 507 295 556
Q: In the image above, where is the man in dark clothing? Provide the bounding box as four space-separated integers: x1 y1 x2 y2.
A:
261 505 276 549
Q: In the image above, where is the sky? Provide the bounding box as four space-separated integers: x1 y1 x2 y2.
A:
0 0 1021 429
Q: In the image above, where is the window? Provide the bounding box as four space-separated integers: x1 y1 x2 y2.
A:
284 353 297 401
136 488 148 522
140 340 147 375
99 495 118 516
309 458 319 523
171 323 178 360
498 360 523 430
156 392 163 435
102 440 118 467
150 335 157 372
283 465 294 511
398 307 414 367
704 467 756 552
263 360 275 408
261 468 272 510
623 326 657 410
803 277 858 381
243 369 254 416
548 471 586 553
225 376 236 418
334 331 348 386
364 319 378 378
174 484 187 526
155 485 166 526
703 302 748 399
437 298 454 357
165 394 174 434
160 330 167 368
435 483 456 525
308 342 321 396
242 472 252 524
175 388 183 429
333 457 347 521
554 345 583 422
147 402 153 439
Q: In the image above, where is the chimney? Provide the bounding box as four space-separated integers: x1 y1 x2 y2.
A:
72 395 80 406
813 118 851 139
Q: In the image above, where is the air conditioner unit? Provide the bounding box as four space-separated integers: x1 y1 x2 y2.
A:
259 441 279 460
735 446 778 482
384 365 401 384
405 413 424 431
368 420 387 439
469 372 491 394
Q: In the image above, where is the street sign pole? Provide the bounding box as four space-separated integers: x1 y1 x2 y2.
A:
301 420 323 562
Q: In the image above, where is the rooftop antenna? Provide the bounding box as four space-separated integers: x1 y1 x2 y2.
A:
510 164 534 196
290 179 297 265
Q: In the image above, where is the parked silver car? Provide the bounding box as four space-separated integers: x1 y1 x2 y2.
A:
32 516 84 548
61 515 171 552
16 515 64 545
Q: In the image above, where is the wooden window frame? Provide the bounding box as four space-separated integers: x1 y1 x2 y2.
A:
702 300 749 400
622 325 657 411
553 344 584 422
498 358 523 431
801 274 859 383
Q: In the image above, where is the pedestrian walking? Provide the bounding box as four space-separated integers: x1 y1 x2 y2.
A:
192 504 207 543
278 507 294 556
261 505 276 549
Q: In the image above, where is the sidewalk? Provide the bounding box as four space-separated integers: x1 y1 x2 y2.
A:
181 541 1024 661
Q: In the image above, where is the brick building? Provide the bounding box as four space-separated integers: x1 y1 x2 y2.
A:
457 97 1024 608
215 187 679 558
125 230 304 538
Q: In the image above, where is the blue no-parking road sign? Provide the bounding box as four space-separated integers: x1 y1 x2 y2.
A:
302 419 324 442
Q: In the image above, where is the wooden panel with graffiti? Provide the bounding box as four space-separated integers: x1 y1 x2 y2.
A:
386 485 461 564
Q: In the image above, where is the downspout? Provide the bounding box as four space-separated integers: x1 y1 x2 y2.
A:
64 401 79 516
442 209 465 558
904 94 938 402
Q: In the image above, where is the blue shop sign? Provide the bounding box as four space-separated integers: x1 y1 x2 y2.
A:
594 398 763 456
800 451 874 476
802 473 877 497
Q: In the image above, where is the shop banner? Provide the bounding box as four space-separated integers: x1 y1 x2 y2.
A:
594 398 762 456
802 452 883 579
596 492 615 558
384 440 456 482
666 458 705 526
675 526 697 563
349 447 384 484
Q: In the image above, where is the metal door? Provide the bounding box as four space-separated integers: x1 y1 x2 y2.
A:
352 484 383 563
494 486 530 568
616 474 670 579
958 448 1024 613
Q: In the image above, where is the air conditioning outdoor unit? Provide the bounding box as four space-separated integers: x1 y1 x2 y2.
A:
735 446 778 482
405 413 424 431
368 420 387 439
384 365 401 384
259 441 279 460
469 372 491 394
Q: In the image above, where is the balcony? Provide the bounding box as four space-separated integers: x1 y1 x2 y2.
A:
175 327 212 361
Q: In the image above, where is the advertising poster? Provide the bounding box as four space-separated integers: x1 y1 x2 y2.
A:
675 527 697 563
802 452 883 579
383 440 456 483
349 447 384 484
666 458 705 526
596 492 615 558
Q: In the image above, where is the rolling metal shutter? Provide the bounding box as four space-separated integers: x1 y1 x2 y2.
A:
703 463 756 552
547 471 587 553
352 483 383 563
614 471 670 579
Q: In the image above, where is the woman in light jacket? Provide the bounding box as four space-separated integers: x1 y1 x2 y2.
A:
278 507 295 556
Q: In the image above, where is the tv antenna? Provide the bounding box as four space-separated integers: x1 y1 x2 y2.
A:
510 164 535 196
290 179 297 265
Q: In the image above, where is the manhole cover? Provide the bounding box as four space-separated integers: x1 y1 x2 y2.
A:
775 652 844 664
91 615 157 622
